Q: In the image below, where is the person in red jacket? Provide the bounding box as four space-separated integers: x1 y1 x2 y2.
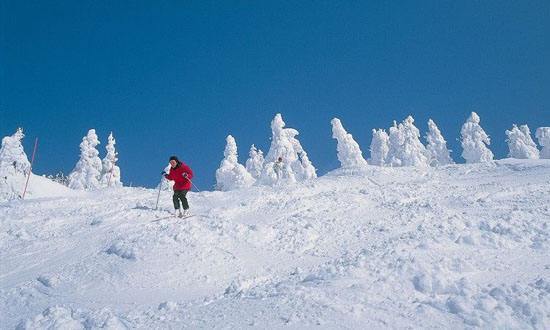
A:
162 156 194 217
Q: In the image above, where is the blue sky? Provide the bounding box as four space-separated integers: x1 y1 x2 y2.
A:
1 1 549 189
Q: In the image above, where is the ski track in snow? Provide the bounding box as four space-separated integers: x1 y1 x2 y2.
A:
1 159 549 329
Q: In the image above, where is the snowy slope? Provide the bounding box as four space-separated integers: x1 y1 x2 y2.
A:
1 173 75 201
24 174 76 200
1 159 549 329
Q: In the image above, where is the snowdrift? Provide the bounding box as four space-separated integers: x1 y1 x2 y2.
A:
23 174 75 199
1 173 74 201
1 159 549 328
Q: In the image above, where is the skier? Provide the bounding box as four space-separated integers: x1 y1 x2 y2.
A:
273 157 284 180
162 156 194 217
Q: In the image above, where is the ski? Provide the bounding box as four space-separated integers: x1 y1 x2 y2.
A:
150 215 175 222
151 214 195 223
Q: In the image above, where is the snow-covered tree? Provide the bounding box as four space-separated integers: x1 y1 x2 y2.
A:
215 135 255 191
100 132 122 187
259 114 317 185
425 119 454 166
369 129 389 166
505 125 539 159
262 114 296 166
0 128 32 200
460 112 494 163
46 171 69 186
296 150 317 180
387 121 404 167
0 128 31 176
245 144 264 180
157 163 174 191
386 116 429 167
331 118 367 169
68 129 102 190
535 127 550 159
400 116 429 167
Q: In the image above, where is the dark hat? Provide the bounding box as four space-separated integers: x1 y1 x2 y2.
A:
169 155 179 161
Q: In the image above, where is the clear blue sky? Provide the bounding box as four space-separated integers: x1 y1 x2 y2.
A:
1 1 549 189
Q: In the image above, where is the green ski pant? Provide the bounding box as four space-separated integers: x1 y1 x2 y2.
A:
173 190 189 210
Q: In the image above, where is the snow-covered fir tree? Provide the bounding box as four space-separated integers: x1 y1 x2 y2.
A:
68 129 103 190
425 119 454 166
400 116 429 167
0 128 32 200
535 127 550 159
100 132 122 187
46 171 69 186
331 118 367 169
245 144 264 180
215 135 255 191
460 112 494 163
259 113 317 185
157 164 174 191
369 129 389 166
0 128 31 176
387 121 404 167
505 125 539 159
295 150 317 180
386 116 429 167
519 125 539 154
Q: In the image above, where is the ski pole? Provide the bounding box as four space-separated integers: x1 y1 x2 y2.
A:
22 137 38 199
183 173 201 192
189 179 201 192
154 174 164 210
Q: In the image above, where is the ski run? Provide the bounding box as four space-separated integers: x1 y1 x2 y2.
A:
1 159 549 328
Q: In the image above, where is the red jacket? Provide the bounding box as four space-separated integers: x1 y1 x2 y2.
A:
165 162 194 191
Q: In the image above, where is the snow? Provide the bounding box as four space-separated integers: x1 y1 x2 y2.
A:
157 164 174 191
23 174 75 199
536 127 550 159
426 119 454 166
369 128 389 166
259 114 317 185
387 120 404 166
1 159 549 328
0 128 31 176
215 135 255 191
1 173 74 202
331 118 368 169
506 124 540 159
245 144 264 180
68 129 103 190
99 132 122 187
0 128 32 200
461 112 494 163
386 116 429 167
400 115 429 167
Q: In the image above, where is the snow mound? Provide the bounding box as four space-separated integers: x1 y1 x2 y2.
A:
105 240 137 260
420 278 550 328
24 174 75 199
1 173 74 201
18 306 127 330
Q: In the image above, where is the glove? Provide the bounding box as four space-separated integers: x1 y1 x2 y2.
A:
161 171 167 176
182 173 188 178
